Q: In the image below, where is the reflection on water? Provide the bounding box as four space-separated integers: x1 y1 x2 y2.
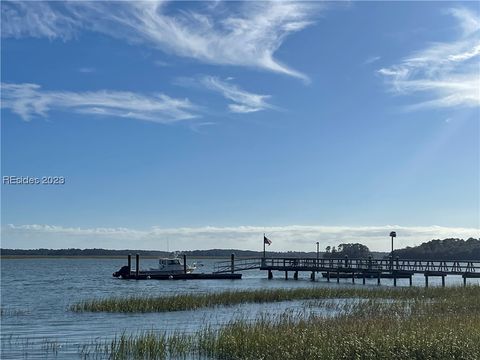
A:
1 258 478 359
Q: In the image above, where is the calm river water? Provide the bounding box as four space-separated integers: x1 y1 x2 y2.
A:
1 258 478 359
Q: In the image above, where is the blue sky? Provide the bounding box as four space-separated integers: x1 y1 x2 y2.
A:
1 1 479 251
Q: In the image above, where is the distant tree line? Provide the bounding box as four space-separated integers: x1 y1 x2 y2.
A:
392 238 480 260
0 248 170 257
323 243 372 258
2 238 478 260
0 248 327 258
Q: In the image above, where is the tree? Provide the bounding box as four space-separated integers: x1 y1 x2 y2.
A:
392 238 480 260
323 243 371 258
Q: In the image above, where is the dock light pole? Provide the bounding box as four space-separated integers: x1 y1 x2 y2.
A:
390 231 397 255
316 242 319 260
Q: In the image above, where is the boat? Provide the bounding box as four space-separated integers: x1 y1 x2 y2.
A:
113 254 242 280
148 257 196 275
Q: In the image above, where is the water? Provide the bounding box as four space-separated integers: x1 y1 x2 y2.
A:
1 258 478 359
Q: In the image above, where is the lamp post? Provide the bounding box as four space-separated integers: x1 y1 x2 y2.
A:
390 231 397 255
316 242 319 260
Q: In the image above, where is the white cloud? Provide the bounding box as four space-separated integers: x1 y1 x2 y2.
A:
1 1 79 40
1 82 198 123
201 76 273 113
447 7 480 36
2 223 478 252
363 56 381 65
153 60 169 67
378 7 480 110
2 1 320 81
78 67 95 73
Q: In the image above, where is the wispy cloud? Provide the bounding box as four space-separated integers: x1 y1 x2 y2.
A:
201 76 274 113
1 83 198 123
2 1 320 81
363 56 381 65
1 1 79 40
378 7 480 110
77 67 95 73
153 60 170 67
2 223 478 251
447 7 480 36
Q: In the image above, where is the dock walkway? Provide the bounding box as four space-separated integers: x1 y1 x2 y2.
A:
214 256 480 286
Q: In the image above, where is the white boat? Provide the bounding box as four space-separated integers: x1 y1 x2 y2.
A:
149 257 196 274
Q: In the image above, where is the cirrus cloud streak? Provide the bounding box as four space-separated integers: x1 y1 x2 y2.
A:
2 1 319 81
1 82 198 123
200 76 274 113
378 7 480 111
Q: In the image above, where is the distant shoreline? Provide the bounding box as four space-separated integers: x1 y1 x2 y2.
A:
2 238 478 260
0 255 247 260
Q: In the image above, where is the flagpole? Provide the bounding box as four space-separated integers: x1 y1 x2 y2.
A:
263 233 266 258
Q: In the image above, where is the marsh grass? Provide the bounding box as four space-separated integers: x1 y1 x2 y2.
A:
79 286 480 360
71 286 476 313
0 306 31 316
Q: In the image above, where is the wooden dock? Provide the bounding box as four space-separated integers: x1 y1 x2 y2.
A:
113 254 480 285
213 256 480 287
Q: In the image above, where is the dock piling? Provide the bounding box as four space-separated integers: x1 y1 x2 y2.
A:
135 254 139 279
231 254 235 274
294 271 298 280
127 254 131 274
268 270 273 280
183 254 187 274
425 274 429 288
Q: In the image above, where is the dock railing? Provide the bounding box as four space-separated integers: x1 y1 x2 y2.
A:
259 257 480 274
213 257 263 274
213 257 480 275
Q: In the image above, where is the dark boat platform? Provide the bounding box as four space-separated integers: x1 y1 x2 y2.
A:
115 271 242 280
112 255 242 280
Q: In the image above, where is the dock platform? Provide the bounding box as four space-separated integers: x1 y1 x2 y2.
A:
115 271 242 280
113 254 242 280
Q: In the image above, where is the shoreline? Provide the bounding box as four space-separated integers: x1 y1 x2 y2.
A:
0 255 240 260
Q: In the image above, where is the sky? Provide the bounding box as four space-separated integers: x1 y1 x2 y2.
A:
1 1 479 252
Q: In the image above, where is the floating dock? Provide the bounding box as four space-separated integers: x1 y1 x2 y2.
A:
113 254 242 280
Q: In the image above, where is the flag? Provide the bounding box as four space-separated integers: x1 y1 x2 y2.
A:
264 236 272 246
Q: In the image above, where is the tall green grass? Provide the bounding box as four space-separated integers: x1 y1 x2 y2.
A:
71 286 475 313
78 286 480 360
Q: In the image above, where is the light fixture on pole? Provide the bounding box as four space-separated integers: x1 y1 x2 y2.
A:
389 231 397 255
